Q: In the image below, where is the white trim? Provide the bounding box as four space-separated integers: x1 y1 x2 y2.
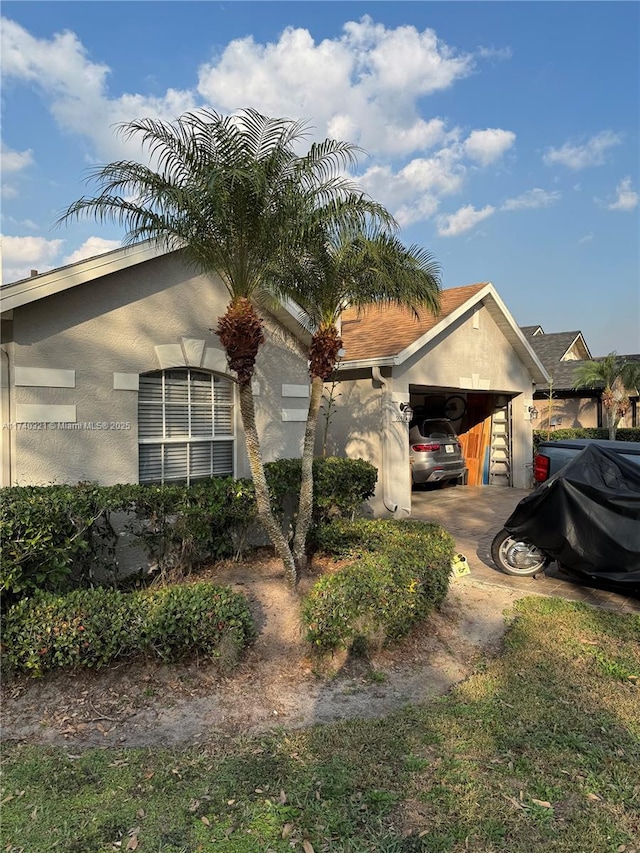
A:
16 404 76 423
338 282 549 386
1 241 166 312
113 373 139 391
181 337 206 367
15 366 75 388
155 344 186 369
202 347 227 373
281 409 307 422
282 383 310 397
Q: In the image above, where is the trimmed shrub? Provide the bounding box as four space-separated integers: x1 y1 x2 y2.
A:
265 456 378 528
533 427 640 453
1 459 377 605
303 519 454 652
1 582 255 677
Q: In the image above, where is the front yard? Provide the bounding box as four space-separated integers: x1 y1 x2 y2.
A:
2 596 639 853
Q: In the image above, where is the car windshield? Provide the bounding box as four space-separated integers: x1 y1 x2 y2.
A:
419 420 456 439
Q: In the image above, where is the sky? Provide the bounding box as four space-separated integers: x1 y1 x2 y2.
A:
1 1 639 356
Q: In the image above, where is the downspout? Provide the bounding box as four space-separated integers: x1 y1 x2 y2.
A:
372 366 398 514
1 346 12 486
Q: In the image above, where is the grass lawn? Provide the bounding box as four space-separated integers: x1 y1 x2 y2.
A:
2 596 639 853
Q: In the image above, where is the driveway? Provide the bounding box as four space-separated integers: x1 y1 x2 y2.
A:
411 484 640 615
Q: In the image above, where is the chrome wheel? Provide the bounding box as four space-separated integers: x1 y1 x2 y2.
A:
491 528 548 577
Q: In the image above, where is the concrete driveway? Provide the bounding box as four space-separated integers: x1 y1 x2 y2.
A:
410 484 639 615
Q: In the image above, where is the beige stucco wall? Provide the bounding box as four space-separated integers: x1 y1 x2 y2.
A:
536 396 599 431
4 253 308 486
324 303 538 516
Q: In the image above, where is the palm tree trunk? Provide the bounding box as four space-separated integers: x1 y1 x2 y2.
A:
292 374 324 574
238 381 298 587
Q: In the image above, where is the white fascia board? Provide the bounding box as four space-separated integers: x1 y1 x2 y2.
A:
268 297 313 346
337 356 396 372
562 332 592 362
393 283 495 366
0 241 166 312
480 285 549 385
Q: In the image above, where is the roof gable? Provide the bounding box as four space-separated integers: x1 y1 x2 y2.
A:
339 282 548 384
1 241 166 313
339 283 486 361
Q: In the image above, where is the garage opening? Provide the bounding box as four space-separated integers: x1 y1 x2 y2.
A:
409 388 514 487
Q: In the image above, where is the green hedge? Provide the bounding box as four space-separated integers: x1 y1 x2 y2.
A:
2 582 256 677
0 458 377 605
302 519 454 653
533 427 640 453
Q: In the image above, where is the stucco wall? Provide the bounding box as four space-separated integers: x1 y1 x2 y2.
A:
6 253 308 485
325 303 538 515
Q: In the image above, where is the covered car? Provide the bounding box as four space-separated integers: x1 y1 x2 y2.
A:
503 443 640 586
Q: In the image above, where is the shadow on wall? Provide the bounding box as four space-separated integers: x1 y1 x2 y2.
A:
316 379 382 464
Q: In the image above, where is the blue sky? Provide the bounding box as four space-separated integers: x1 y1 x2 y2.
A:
2 1 639 356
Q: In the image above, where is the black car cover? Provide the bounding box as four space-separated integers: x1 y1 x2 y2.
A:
504 443 640 584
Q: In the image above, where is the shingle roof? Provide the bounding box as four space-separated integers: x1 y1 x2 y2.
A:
525 330 584 365
521 325 543 337
339 282 487 361
519 328 592 391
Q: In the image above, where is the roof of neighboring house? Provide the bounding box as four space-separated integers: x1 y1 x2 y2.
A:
520 324 543 337
339 281 549 384
520 326 592 390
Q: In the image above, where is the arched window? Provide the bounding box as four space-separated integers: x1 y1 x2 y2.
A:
138 369 234 484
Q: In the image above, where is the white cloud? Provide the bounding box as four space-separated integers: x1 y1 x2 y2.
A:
502 188 561 211
2 144 34 173
0 18 197 163
578 232 594 244
463 128 515 167
62 236 121 265
0 15 516 232
476 46 513 61
358 151 466 227
436 204 496 237
605 176 638 212
1 234 64 282
196 16 476 157
543 130 622 170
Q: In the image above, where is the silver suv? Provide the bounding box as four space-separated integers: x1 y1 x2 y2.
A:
409 418 466 487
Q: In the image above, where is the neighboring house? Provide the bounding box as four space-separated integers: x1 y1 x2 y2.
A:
323 283 548 516
1 247 549 517
521 325 639 430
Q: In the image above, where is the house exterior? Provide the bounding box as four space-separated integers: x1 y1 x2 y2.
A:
1 245 549 518
322 283 549 517
522 325 639 430
0 244 311 488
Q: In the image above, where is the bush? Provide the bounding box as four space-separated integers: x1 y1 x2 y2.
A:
1 582 255 677
0 483 119 602
302 519 454 652
0 479 257 605
533 427 640 453
1 459 377 606
265 456 377 528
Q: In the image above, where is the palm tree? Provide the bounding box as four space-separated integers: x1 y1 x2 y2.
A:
58 108 374 586
573 353 640 439
273 223 441 572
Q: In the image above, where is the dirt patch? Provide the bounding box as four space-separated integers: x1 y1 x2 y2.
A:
1 555 526 749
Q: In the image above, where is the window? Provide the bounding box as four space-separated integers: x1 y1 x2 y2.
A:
138 369 234 484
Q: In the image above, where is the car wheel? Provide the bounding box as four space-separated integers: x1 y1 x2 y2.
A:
490 528 548 577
